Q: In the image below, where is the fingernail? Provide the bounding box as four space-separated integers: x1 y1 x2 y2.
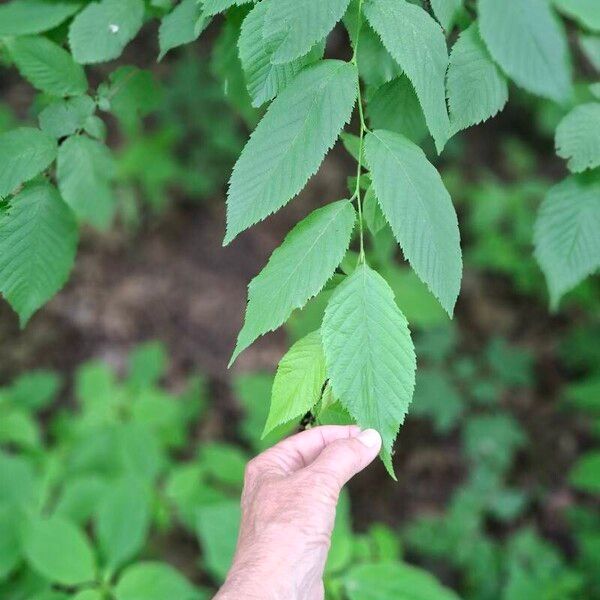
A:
357 429 381 448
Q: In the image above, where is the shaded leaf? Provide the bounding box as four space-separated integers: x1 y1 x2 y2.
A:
555 102 600 172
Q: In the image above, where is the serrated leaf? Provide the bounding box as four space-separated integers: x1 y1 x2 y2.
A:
0 0 81 36
555 103 600 172
23 516 96 586
0 127 57 197
344 0 403 88
365 129 462 316
322 263 416 476
447 24 508 134
364 0 450 152
344 562 461 600
239 1 323 107
57 135 116 229
225 60 357 243
554 0 600 32
95 478 150 572
231 200 356 363
0 183 78 326
6 36 87 97
430 0 462 31
115 562 203 600
366 76 428 144
69 0 144 64
202 0 252 17
264 331 326 436
158 0 206 60
39 96 96 138
534 176 600 309
264 0 351 64
362 186 387 235
478 0 572 103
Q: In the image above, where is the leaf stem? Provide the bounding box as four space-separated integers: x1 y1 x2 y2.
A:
351 0 367 265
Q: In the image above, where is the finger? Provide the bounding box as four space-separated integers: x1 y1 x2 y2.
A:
305 429 382 489
255 425 361 475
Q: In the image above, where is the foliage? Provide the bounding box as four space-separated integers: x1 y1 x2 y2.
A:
0 343 462 599
0 0 598 474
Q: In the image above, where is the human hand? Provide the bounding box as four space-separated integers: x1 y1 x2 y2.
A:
214 425 382 600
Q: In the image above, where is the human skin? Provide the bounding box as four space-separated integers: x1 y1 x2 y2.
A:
214 425 382 600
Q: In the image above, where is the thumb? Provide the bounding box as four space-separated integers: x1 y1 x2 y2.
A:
306 429 382 489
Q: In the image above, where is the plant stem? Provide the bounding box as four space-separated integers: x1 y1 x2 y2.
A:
351 0 367 265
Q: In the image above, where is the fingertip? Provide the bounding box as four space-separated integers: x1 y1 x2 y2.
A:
356 428 382 450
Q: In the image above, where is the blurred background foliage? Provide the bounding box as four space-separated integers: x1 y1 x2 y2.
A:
0 0 599 599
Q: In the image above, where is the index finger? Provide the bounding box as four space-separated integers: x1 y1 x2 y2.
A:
257 425 361 475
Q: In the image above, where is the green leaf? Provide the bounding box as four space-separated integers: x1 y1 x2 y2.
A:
39 96 96 138
10 369 61 411
231 200 356 363
554 0 600 32
478 0 572 103
0 452 40 509
57 135 116 229
158 0 206 60
555 103 600 172
69 0 144 64
128 341 168 389
263 0 351 63
196 501 240 582
365 130 462 316
321 264 416 476
239 1 323 107
579 34 600 70
344 562 461 600
95 478 150 572
363 186 387 236
447 24 508 134
225 60 357 243
202 0 252 17
115 562 204 600
0 0 81 36
534 176 600 309
73 591 104 600
430 0 462 31
23 516 96 586
570 452 600 493
265 330 326 436
366 76 428 144
6 36 87 97
0 127 57 197
0 505 21 579
0 183 78 326
54 475 108 524
364 0 450 152
197 443 248 487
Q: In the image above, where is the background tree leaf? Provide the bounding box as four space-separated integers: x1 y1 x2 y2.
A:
0 127 57 197
158 0 206 60
57 135 116 229
0 0 81 36
555 102 600 172
534 176 600 309
6 36 88 97
0 183 78 326
69 0 144 64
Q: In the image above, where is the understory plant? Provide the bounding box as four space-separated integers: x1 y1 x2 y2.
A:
0 342 463 600
0 0 598 472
